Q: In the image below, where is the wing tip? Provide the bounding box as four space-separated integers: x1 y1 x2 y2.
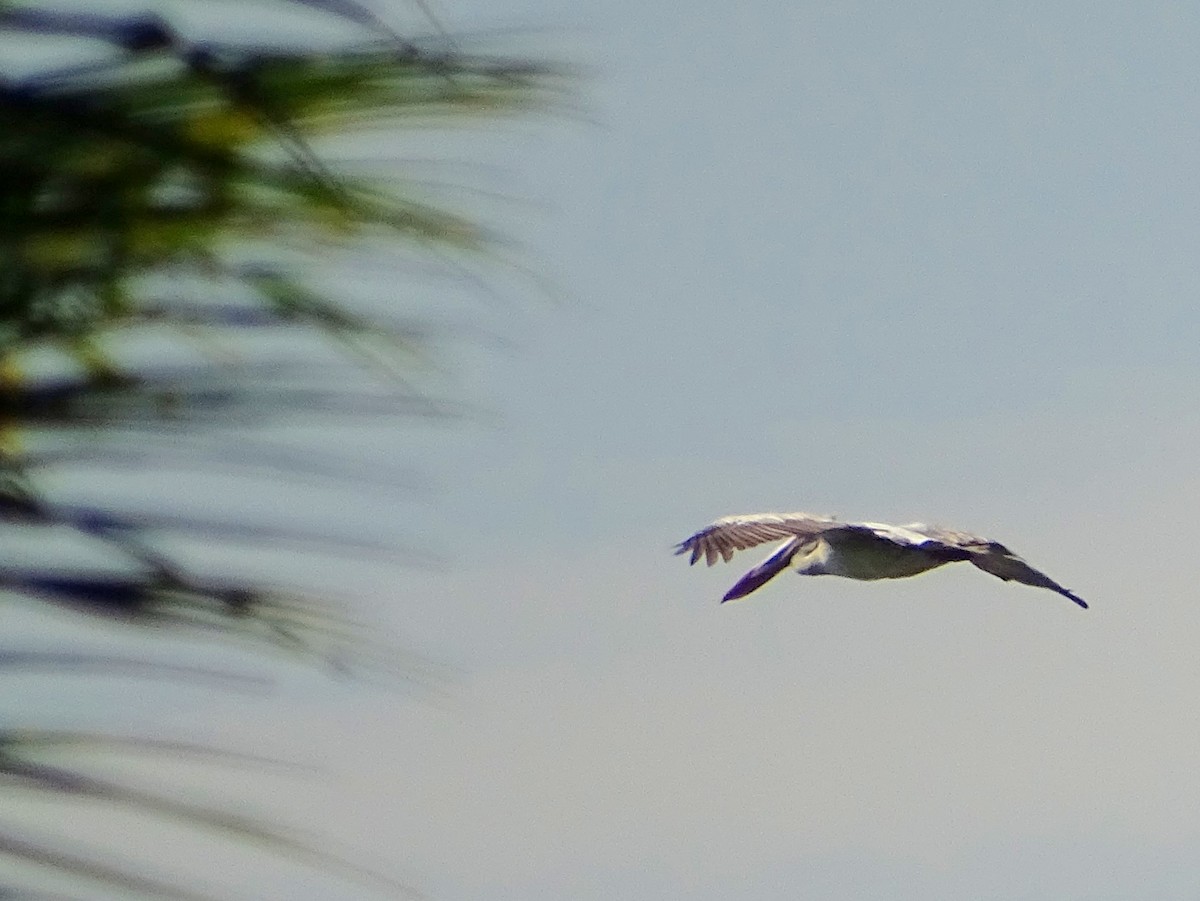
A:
672 541 700 565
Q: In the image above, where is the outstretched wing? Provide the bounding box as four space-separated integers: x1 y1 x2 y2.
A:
674 512 838 566
907 525 1089 609
967 548 1088 608
719 536 806 602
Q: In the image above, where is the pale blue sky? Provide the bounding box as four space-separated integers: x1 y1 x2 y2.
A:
274 2 1200 899
350 3 1200 899
12 1 1200 899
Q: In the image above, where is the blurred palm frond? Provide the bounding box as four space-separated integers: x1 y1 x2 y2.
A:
1 1 562 896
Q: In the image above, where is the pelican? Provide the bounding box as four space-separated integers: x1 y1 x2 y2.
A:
675 513 1088 608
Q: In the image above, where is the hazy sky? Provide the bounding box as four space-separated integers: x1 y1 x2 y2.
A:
331 2 1200 899
14 2 1200 899
305 3 1200 899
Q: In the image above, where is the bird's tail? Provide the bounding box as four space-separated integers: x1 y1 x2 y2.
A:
722 538 800 602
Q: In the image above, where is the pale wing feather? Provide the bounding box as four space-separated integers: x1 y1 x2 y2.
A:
848 521 967 552
674 512 837 566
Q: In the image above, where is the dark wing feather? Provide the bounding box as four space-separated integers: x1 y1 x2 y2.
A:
967 550 1088 608
720 537 806 602
674 513 837 566
907 525 1088 608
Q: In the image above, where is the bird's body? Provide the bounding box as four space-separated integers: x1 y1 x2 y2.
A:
675 512 1087 608
793 526 953 579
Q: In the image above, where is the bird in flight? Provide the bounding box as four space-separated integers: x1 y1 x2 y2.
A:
675 512 1087 608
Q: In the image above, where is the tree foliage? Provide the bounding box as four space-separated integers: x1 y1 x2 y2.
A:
0 1 561 895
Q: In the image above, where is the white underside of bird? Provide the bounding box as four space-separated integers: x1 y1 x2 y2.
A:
675 512 1088 608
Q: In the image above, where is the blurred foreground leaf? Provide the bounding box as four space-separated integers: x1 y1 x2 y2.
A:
1 1 563 895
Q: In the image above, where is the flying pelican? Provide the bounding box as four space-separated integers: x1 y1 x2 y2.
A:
675 513 1088 608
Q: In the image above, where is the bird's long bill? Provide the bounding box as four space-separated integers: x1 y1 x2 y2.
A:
721 538 799 602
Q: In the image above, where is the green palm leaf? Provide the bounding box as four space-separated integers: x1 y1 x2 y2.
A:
1 1 561 895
